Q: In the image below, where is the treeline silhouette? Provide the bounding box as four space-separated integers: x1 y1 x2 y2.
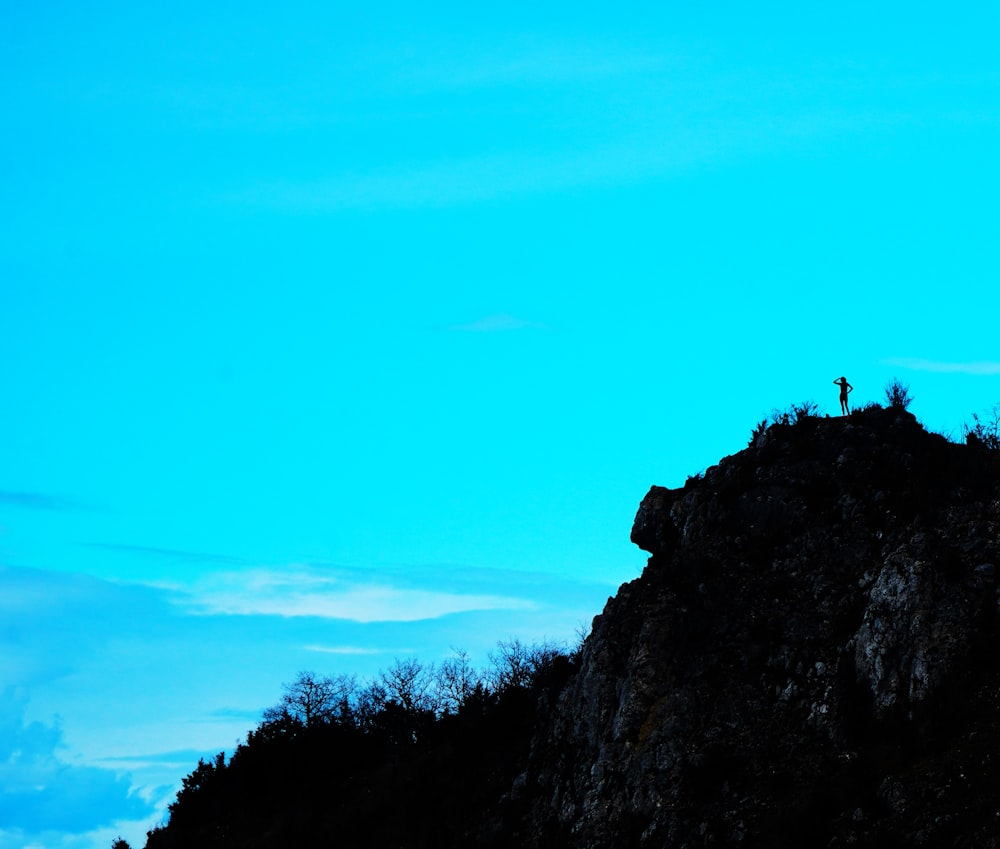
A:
142 638 578 849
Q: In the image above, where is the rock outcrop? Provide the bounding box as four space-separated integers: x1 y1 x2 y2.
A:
523 407 1000 848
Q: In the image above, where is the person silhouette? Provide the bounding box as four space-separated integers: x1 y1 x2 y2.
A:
834 376 853 415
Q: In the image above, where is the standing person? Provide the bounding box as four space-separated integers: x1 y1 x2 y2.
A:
834 376 853 415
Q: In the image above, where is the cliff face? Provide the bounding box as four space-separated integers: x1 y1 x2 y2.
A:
523 407 1000 848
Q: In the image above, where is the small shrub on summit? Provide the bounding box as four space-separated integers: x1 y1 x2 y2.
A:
884 377 913 410
964 404 1000 451
793 400 819 422
769 401 819 426
750 401 819 445
749 418 769 446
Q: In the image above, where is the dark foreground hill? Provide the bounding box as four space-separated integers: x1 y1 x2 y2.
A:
143 406 1000 848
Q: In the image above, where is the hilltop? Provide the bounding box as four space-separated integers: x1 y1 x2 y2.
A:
141 406 1000 848
523 405 1000 847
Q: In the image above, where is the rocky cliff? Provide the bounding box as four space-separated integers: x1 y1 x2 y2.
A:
522 406 1000 848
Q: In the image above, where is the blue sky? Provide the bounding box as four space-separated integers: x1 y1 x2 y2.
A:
3 2 999 846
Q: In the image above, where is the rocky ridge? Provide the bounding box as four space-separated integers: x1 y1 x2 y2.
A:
521 406 1000 848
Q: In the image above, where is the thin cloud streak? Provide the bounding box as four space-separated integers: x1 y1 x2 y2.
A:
884 358 1000 375
304 644 384 655
175 568 538 622
98 748 229 768
448 313 549 332
385 39 673 92
83 542 248 565
0 691 153 833
223 108 922 213
0 491 81 511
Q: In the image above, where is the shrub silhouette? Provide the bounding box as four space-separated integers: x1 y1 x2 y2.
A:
750 401 820 443
965 404 1000 451
261 670 356 729
144 639 576 849
771 400 819 425
436 648 482 714
884 377 913 410
380 657 437 715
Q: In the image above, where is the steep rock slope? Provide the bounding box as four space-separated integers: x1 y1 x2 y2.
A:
524 407 1000 848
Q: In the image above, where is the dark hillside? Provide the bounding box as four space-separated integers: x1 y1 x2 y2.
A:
145 657 575 849
523 406 1000 847
143 406 1000 848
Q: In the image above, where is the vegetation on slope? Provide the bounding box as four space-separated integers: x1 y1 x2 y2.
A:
141 640 577 849
125 387 1000 849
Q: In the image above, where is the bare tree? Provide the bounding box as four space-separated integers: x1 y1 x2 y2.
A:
380 658 436 714
436 648 482 714
965 404 1000 450
262 670 356 728
355 679 388 732
488 638 565 692
488 638 534 692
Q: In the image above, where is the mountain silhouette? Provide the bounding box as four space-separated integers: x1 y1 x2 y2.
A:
142 405 1000 849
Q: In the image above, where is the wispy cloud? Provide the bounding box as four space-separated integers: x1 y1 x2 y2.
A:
884 358 1000 375
98 748 228 768
385 38 673 92
223 105 913 213
448 313 549 333
0 563 611 849
177 567 537 623
222 134 724 212
206 707 265 723
83 542 247 565
304 644 384 655
0 691 153 833
0 490 81 511
0 565 177 687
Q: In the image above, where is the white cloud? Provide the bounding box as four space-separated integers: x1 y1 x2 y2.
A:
0 563 611 849
448 313 548 332
385 38 673 91
221 135 720 212
884 358 1000 375
177 567 537 622
304 645 384 655
222 103 915 213
84 541 247 565
0 690 153 836
0 565 174 687
0 490 83 511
